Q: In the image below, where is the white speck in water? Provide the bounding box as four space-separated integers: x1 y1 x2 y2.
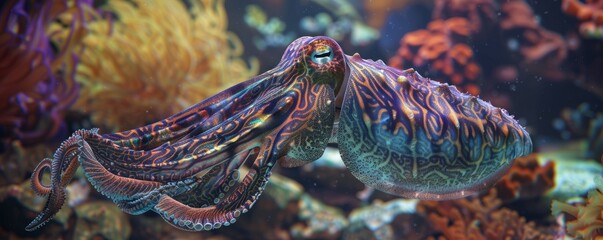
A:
507 38 519 51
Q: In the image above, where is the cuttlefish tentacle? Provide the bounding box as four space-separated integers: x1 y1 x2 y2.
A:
171 146 261 208
155 81 338 231
30 158 52 196
26 129 95 231
81 88 298 212
73 37 343 182
103 79 261 150
154 141 275 231
80 88 297 183
77 139 164 200
96 150 254 215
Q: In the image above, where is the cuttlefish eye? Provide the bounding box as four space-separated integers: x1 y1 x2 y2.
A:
311 45 333 64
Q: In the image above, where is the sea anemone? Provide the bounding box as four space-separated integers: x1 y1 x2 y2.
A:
0 0 87 151
552 175 603 239
73 0 258 130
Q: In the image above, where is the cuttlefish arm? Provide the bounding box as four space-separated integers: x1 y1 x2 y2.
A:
25 77 283 231
26 62 272 231
152 36 346 231
27 36 347 231
336 54 532 200
101 77 265 151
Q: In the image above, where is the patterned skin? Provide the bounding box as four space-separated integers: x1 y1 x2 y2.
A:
26 36 531 232
338 54 532 200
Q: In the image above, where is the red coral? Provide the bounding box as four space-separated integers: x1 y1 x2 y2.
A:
494 154 556 202
389 18 481 96
418 189 554 240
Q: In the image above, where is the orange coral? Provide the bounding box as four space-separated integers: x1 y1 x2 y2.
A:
389 17 481 96
494 154 556 202
418 189 554 240
552 176 603 239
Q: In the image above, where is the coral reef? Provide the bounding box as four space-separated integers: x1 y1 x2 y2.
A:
362 0 413 29
389 17 481 95
244 4 295 50
553 103 603 159
552 176 603 239
309 0 380 46
0 1 600 239
73 0 258 130
494 154 556 202
389 0 573 100
342 198 424 239
562 0 603 38
0 0 87 151
291 194 348 239
499 0 568 80
0 142 52 187
0 179 72 231
432 0 496 33
561 0 603 100
73 201 131 240
235 173 348 239
547 155 603 199
418 189 555 239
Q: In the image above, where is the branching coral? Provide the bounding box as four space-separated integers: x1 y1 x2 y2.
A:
389 17 481 95
418 189 554 239
73 0 259 130
494 154 556 202
0 0 87 151
389 0 581 101
552 176 603 239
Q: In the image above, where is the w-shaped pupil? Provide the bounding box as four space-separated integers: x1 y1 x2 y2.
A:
311 46 333 64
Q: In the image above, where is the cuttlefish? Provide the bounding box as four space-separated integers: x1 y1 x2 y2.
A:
27 36 531 231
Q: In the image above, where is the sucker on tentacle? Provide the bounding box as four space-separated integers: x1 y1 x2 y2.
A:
31 158 52 196
26 36 531 232
26 129 97 231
